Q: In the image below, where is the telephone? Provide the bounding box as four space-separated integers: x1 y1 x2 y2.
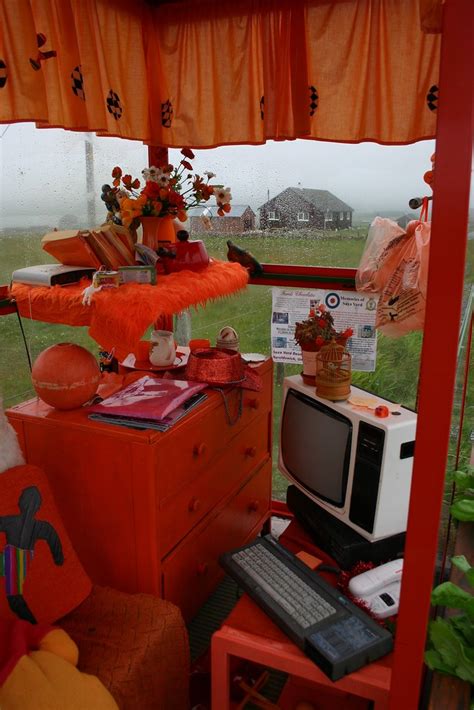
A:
348 559 403 619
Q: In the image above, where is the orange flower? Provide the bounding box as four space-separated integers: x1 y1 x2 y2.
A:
111 166 122 178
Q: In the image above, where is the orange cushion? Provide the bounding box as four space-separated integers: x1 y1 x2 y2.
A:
0 465 92 624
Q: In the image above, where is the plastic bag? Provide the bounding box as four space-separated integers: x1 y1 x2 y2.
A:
355 217 408 294
376 220 430 337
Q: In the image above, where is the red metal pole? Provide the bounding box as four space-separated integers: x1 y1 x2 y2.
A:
148 145 173 331
389 0 473 707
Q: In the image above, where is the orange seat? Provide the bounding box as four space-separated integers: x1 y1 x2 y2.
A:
59 585 190 710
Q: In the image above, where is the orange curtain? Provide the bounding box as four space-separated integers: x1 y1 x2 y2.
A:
0 0 441 147
0 0 151 140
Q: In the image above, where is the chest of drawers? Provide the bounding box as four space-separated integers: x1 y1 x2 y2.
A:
7 359 273 620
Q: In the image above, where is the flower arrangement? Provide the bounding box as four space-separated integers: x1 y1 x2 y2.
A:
294 304 353 351
109 148 232 227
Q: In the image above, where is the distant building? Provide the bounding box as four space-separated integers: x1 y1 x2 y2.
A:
259 187 353 230
396 213 418 229
187 205 256 234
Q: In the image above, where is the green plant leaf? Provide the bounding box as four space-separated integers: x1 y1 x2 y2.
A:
451 614 474 646
424 648 455 675
451 556 474 588
450 499 474 522
428 619 474 683
431 582 474 617
449 469 474 491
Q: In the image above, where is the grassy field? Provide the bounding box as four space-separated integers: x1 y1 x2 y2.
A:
1 227 472 500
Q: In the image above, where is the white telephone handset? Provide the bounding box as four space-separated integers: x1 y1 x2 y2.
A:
348 559 403 619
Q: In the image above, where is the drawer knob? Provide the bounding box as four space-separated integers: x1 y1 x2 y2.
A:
245 446 257 458
188 496 201 512
245 398 260 410
248 499 260 512
197 562 209 576
193 442 207 457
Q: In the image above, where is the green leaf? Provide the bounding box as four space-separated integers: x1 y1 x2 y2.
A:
428 618 474 683
431 582 474 617
450 499 474 521
429 619 462 668
424 648 455 675
452 556 474 588
450 469 474 490
450 614 474 646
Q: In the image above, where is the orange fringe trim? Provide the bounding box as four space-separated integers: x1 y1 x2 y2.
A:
12 261 249 360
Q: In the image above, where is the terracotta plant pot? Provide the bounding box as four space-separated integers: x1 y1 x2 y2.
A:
32 343 100 410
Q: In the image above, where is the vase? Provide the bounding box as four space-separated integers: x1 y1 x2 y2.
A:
301 347 319 385
140 216 176 250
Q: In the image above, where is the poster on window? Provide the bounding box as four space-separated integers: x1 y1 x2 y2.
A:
271 288 378 372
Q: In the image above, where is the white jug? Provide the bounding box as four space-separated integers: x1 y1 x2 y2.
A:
149 330 176 367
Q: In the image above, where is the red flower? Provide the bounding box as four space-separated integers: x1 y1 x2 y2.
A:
142 181 161 199
222 203 231 213
316 336 325 347
168 190 185 208
131 178 140 189
112 166 122 178
181 160 193 171
181 147 195 160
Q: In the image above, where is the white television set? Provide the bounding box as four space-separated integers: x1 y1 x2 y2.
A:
278 376 417 542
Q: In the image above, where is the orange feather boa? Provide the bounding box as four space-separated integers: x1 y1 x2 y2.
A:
12 260 249 360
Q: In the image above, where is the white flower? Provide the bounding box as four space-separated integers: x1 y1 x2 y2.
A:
142 166 162 183
204 171 216 179
156 171 170 186
213 187 232 204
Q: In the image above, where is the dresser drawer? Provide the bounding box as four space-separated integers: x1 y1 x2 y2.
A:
159 415 270 554
161 460 271 621
155 365 272 501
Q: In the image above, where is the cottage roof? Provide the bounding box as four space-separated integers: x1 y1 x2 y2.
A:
258 188 353 213
187 204 254 218
289 188 353 213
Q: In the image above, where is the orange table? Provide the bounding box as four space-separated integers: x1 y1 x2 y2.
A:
211 523 392 710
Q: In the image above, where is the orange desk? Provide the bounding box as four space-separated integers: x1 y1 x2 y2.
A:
211 523 392 710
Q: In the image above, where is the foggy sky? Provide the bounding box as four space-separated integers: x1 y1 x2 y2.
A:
0 122 435 228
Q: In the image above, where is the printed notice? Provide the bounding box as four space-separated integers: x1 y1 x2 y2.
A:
271 288 378 372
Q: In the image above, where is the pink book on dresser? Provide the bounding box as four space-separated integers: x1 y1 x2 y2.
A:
89 376 207 420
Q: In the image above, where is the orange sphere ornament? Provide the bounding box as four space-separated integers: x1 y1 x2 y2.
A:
32 343 100 410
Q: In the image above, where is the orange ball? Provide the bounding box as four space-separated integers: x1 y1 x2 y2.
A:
32 343 100 410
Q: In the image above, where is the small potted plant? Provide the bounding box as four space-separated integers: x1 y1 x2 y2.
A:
294 305 353 383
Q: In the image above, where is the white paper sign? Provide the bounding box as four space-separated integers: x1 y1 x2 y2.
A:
271 288 378 372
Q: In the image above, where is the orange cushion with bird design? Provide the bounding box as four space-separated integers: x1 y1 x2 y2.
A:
0 465 92 624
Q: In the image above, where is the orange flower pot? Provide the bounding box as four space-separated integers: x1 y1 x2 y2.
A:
140 216 176 250
32 343 100 410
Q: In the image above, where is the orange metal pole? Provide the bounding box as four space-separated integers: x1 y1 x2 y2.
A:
389 0 473 706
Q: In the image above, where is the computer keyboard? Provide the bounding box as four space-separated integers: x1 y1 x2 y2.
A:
220 536 393 681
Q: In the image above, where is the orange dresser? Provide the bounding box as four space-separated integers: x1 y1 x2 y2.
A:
7 359 273 621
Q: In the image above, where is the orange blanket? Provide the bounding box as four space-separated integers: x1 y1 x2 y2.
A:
12 261 248 360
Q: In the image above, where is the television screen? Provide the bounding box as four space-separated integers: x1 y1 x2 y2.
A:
281 389 352 507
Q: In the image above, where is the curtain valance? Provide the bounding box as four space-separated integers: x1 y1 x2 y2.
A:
0 0 441 147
